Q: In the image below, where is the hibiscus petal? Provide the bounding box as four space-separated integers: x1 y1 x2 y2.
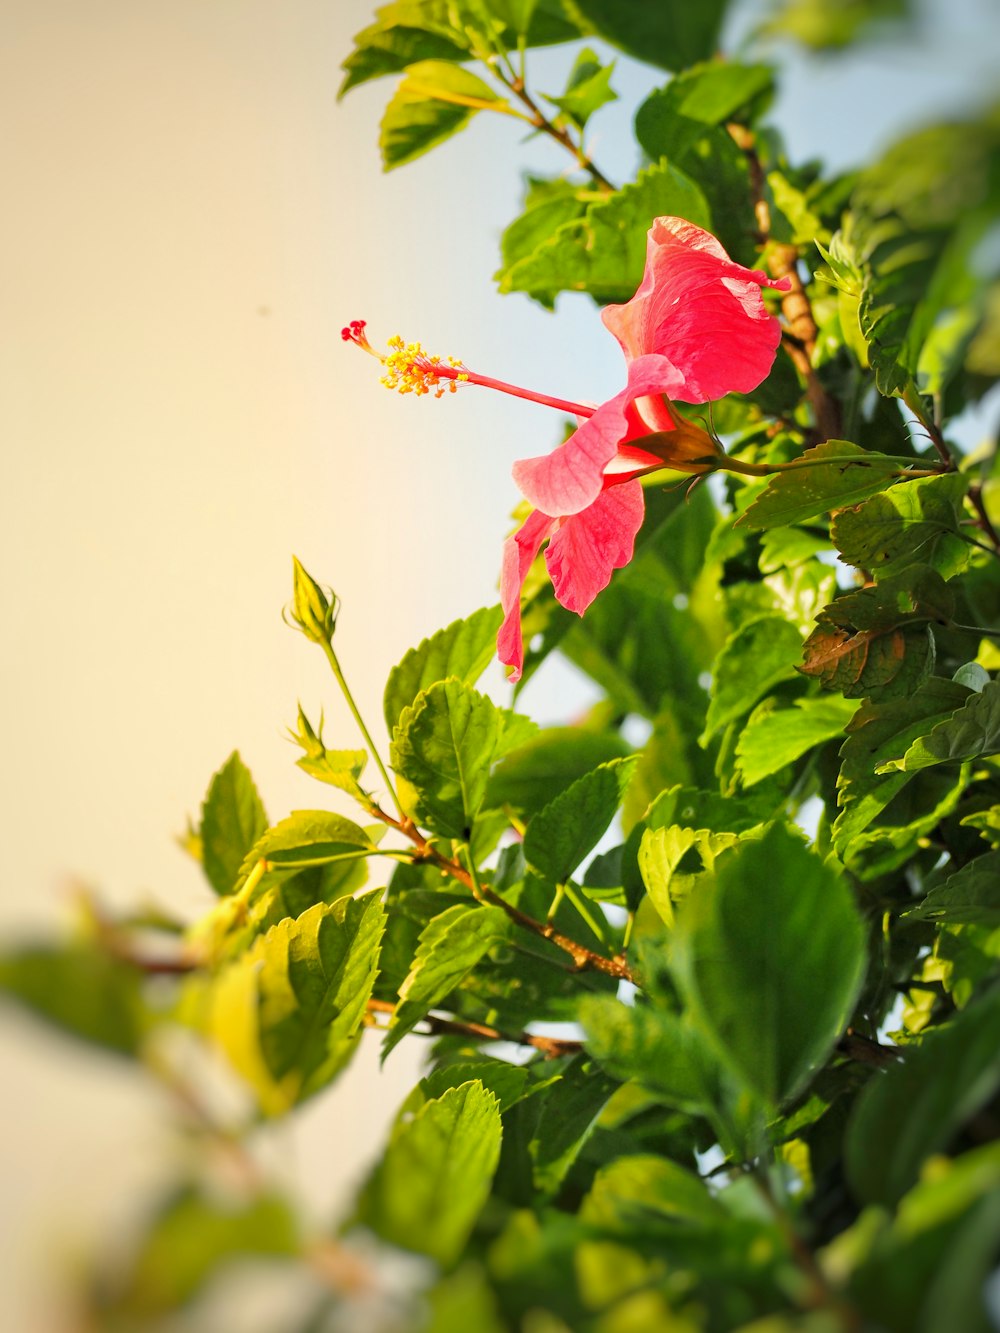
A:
497 507 555 682
602 215 791 404
511 354 684 517
544 481 645 615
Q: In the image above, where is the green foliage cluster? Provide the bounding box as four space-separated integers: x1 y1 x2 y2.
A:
5 1 1000 1328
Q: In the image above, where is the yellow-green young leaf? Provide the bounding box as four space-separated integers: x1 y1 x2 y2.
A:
736 694 860 787
846 989 1000 1207
523 757 636 885
736 441 908 531
638 825 744 927
542 48 616 129
383 605 502 734
187 893 385 1115
200 751 268 896
103 1188 299 1321
581 1153 726 1232
673 822 867 1107
290 705 367 799
877 680 1000 773
832 472 971 582
0 944 150 1057
355 1080 502 1265
390 679 511 838
242 810 379 873
379 61 509 170
701 615 803 741
384 903 510 1056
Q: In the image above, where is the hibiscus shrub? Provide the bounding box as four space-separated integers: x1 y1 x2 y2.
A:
5 3 1000 1330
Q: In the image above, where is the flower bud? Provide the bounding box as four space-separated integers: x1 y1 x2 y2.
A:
288 557 338 644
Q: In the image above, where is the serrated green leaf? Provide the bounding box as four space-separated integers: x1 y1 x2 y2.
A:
0 943 150 1057
523 757 636 885
379 61 508 170
673 823 867 1106
701 615 803 741
581 995 720 1114
903 852 1000 925
846 989 1000 1206
391 678 511 838
736 694 860 786
543 48 616 129
638 824 745 927
879 680 1000 772
736 441 910 531
527 1055 618 1196
496 180 593 309
200 752 268 896
635 62 774 162
484 726 631 821
832 472 971 581
833 677 971 872
383 606 502 733
417 1060 531 1112
499 159 710 305
564 0 728 71
384 903 510 1055
355 1080 502 1265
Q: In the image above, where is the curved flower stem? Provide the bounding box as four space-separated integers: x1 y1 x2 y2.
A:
370 804 633 980
366 996 581 1059
319 638 405 820
488 59 617 193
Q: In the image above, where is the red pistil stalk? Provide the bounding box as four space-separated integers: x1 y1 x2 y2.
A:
341 319 596 418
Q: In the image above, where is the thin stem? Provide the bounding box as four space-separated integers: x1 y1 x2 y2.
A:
366 996 581 1059
489 62 616 192
903 384 956 469
968 481 1000 554
320 638 404 819
371 805 632 980
562 881 610 947
718 453 942 480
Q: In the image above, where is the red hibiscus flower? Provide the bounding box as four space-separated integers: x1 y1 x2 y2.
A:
343 217 790 683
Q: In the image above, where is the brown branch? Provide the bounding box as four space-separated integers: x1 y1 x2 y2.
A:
968 482 1000 554
837 1029 900 1068
491 64 616 193
373 807 633 981
366 997 582 1060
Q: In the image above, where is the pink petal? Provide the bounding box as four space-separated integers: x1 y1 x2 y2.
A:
511 354 684 517
497 508 554 682
602 216 791 404
545 482 645 615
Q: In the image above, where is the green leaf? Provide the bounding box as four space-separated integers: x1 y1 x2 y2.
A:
0 943 149 1057
736 441 910 531
384 903 510 1055
800 566 954 699
564 0 728 71
635 62 774 161
189 893 385 1114
846 989 1000 1206
243 810 378 871
701 615 804 740
107 1188 299 1319
498 159 710 305
833 677 971 873
581 995 719 1114
417 1059 531 1113
542 48 616 129
639 825 745 927
673 823 867 1106
200 752 268 896
904 852 1000 925
391 678 511 838
736 694 860 786
496 179 593 308
484 726 631 821
523 757 636 885
383 605 502 733
580 1153 725 1231
877 680 1000 772
832 472 971 581
355 1080 502 1265
339 6 471 98
527 1055 618 1196
379 61 509 170
760 0 908 50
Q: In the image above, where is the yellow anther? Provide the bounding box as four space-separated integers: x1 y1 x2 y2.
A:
378 334 464 399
